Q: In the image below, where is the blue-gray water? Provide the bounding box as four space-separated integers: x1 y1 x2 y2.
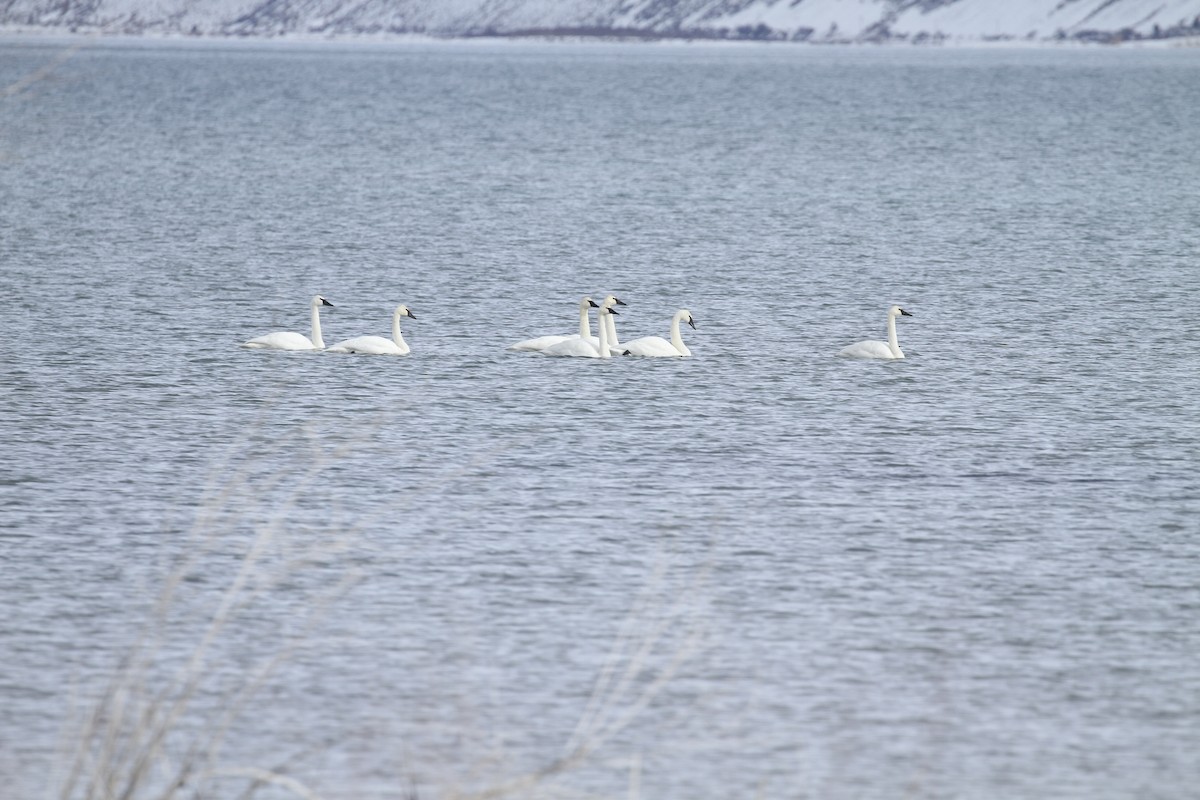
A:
2 37 1199 799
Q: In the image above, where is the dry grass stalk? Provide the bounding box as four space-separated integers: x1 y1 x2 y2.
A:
57 428 360 800
449 552 711 800
55 418 708 800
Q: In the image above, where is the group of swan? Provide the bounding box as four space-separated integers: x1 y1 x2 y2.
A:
508 295 697 359
507 296 622 353
242 295 416 355
241 295 911 361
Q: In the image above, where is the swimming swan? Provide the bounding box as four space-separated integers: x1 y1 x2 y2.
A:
838 305 912 359
326 305 416 355
599 295 627 355
541 306 616 358
242 295 334 350
621 310 696 357
508 297 599 352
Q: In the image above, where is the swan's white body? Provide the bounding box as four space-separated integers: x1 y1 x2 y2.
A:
327 305 415 355
508 297 596 352
838 305 912 360
621 310 695 357
242 295 333 350
542 307 614 359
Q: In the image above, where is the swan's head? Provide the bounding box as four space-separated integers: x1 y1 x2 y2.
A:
312 295 333 308
395 305 416 320
677 309 696 329
601 295 627 309
600 306 619 317
889 305 912 318
581 297 599 310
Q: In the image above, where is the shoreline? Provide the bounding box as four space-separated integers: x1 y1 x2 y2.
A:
3 28 1200 51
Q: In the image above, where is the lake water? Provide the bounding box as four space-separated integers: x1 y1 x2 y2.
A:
2 36 1199 799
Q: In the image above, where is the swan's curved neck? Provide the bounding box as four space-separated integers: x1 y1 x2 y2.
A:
311 302 325 349
606 310 619 348
887 313 901 358
670 312 689 356
598 311 610 359
579 305 592 340
392 310 407 348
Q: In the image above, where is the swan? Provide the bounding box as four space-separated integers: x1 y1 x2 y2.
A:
242 295 333 350
621 310 696 357
599 295 627 355
508 297 599 352
541 306 616 358
326 305 416 355
838 305 912 359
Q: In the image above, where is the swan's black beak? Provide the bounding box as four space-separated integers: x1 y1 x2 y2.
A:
405 309 416 319
608 308 620 316
321 299 334 307
588 299 600 308
687 316 697 329
615 297 627 306
900 309 912 317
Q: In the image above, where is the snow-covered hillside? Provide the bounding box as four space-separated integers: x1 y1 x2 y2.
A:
3 0 1200 43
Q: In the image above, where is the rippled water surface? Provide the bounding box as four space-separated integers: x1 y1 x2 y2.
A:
2 37 1199 799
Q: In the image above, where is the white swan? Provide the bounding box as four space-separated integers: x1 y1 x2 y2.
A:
621 310 695 357
599 295 627 355
838 305 912 359
508 297 598 352
326 305 416 355
541 306 615 358
242 295 333 350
